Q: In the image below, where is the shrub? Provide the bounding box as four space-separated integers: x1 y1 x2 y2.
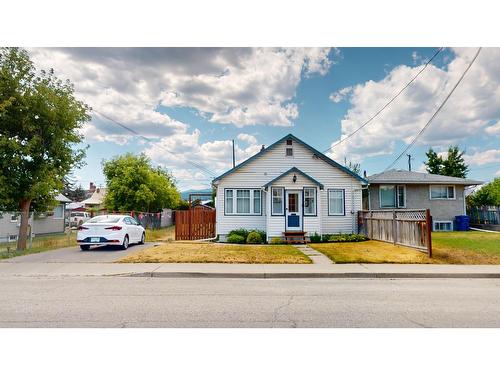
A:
253 230 267 242
228 228 250 241
270 237 285 245
325 233 368 242
309 232 322 243
246 231 264 244
227 234 246 244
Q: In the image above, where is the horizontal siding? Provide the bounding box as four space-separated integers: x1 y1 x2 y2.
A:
216 138 363 237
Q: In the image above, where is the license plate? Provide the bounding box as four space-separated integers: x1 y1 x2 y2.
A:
90 237 100 243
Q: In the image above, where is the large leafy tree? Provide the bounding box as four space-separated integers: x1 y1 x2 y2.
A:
103 153 181 212
424 146 469 178
469 178 500 207
0 48 90 250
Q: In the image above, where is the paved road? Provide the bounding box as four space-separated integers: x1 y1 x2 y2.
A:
1 277 499 327
2 242 155 263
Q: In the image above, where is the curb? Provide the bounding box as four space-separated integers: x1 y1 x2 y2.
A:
116 272 500 279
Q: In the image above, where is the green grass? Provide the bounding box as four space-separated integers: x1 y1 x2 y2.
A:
0 231 77 260
145 225 175 242
118 242 312 264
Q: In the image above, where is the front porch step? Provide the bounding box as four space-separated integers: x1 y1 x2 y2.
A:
283 231 308 244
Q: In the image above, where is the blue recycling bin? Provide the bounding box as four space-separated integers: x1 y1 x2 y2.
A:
455 215 470 231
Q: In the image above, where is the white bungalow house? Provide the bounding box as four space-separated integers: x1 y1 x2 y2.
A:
212 134 368 242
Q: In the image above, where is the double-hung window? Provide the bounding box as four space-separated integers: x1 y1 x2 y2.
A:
225 189 261 215
328 189 345 215
303 188 316 216
272 187 284 215
379 185 406 208
430 185 455 199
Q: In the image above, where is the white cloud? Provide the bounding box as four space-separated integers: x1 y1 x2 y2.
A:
329 86 353 103
464 149 500 166
327 48 500 164
160 47 334 127
485 121 500 136
237 133 258 144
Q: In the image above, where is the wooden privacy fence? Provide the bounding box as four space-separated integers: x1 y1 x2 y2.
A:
175 209 216 240
358 209 432 256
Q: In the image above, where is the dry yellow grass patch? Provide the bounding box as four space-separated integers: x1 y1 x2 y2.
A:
145 225 175 242
310 240 433 264
118 242 312 264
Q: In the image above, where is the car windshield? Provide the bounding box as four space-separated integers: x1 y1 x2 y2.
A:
87 216 121 224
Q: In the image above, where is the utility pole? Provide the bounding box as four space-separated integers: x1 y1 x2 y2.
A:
407 154 412 171
232 139 235 168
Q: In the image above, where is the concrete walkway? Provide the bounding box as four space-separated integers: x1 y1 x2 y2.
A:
1 262 500 279
293 244 332 265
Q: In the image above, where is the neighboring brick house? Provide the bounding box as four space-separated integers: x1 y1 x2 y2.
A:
366 170 482 231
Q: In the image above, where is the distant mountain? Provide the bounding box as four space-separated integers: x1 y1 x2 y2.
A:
181 189 213 201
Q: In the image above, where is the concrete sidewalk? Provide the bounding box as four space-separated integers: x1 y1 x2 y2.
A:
1 262 500 278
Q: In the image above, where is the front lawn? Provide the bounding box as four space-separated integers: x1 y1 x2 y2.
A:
310 231 500 264
309 241 432 264
145 225 175 242
118 242 312 264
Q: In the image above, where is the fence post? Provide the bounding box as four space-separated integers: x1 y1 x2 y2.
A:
392 210 397 245
426 208 432 257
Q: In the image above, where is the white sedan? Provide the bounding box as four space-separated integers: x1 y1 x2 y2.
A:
76 215 145 251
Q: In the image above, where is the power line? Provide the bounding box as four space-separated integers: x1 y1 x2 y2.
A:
323 47 444 154
92 109 217 178
385 47 482 171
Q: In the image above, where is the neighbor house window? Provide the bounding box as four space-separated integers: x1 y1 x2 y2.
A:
328 189 344 216
433 221 453 231
272 187 284 215
10 214 18 222
53 204 64 219
225 189 261 215
286 147 293 157
430 185 455 199
379 185 406 208
303 188 316 216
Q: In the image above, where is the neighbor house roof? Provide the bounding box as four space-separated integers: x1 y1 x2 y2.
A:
212 134 368 184
263 167 324 189
81 188 107 205
55 193 72 203
367 170 483 185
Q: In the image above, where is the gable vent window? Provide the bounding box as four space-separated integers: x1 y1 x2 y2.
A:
285 139 293 157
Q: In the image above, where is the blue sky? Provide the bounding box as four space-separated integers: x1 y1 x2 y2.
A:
29 48 500 191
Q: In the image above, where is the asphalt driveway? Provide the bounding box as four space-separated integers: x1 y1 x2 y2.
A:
2 242 156 263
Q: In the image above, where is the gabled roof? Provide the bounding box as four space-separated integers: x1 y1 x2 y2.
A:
81 188 107 205
367 169 483 185
55 193 72 203
212 134 368 184
263 167 324 189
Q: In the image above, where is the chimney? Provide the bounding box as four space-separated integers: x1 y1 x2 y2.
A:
261 145 265 151
89 182 96 193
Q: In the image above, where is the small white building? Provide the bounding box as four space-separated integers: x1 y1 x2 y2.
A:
212 134 368 241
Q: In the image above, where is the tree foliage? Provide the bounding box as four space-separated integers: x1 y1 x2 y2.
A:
63 175 86 202
468 178 500 207
0 47 90 249
103 153 181 212
344 158 361 175
424 146 469 178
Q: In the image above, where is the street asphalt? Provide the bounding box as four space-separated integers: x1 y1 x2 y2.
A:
1 276 500 327
2 242 155 263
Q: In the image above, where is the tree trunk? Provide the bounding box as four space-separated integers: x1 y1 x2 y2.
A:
17 199 32 251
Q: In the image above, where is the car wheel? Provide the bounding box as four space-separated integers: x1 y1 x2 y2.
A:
121 235 129 250
80 245 90 251
139 232 145 244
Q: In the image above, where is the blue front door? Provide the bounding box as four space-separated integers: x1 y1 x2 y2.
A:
286 191 302 231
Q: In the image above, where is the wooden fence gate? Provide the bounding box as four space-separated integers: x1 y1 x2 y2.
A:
358 209 432 256
175 209 216 240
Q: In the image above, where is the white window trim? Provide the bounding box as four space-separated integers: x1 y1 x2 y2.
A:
271 187 284 216
379 185 406 208
224 188 262 216
303 187 317 216
429 185 456 200
328 189 345 216
433 220 453 231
